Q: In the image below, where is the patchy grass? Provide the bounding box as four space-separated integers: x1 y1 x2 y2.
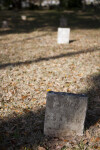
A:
0 10 100 150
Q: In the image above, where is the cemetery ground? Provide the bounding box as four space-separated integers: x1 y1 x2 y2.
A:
0 9 100 150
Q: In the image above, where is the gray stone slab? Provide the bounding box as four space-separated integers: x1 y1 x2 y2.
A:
44 91 88 137
60 16 68 27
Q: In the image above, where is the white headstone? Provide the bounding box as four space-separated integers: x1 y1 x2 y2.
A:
21 15 27 21
57 28 70 44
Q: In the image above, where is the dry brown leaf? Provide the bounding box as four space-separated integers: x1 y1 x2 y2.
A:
95 137 100 142
83 139 88 144
86 130 91 139
42 101 46 105
28 84 33 87
12 82 17 86
94 145 100 149
78 73 83 77
35 89 39 91
64 139 69 142
23 109 30 113
14 109 20 113
90 137 95 143
32 98 37 101
65 82 71 87
22 95 28 100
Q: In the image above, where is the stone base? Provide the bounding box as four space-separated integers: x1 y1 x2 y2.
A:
44 91 88 137
57 28 70 44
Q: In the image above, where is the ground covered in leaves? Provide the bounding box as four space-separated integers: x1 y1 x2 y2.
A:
0 10 100 150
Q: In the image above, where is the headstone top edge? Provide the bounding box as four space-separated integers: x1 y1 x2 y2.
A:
47 91 88 98
58 27 70 30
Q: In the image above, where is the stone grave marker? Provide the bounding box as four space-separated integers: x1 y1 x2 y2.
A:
2 21 9 28
44 91 88 137
21 15 27 21
57 16 70 44
60 16 68 27
57 28 70 44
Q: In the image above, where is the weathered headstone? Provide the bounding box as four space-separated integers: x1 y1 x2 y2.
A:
60 16 68 28
21 0 30 8
44 91 88 137
21 1 26 8
57 28 70 44
2 21 8 28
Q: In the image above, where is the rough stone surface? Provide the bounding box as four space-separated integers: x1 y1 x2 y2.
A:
44 91 88 137
57 28 70 44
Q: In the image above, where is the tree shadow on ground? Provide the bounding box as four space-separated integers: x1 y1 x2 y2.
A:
0 9 100 35
0 73 100 149
84 73 100 129
0 108 46 150
0 46 99 69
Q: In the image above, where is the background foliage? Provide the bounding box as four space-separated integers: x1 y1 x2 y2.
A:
0 0 82 10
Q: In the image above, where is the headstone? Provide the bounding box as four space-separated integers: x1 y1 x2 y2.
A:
21 1 26 8
2 21 8 28
21 0 30 8
21 15 27 21
57 28 70 44
44 91 88 137
60 16 67 28
9 4 13 9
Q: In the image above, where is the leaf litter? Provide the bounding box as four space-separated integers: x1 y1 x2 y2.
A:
0 12 100 150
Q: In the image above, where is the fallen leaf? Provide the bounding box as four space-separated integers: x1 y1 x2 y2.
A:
90 137 95 143
32 98 37 101
95 137 100 142
22 95 28 100
64 139 69 142
78 73 82 77
28 84 33 87
83 139 88 144
23 109 30 113
42 101 46 105
86 130 91 139
47 89 51 92
94 145 100 149
14 109 20 113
